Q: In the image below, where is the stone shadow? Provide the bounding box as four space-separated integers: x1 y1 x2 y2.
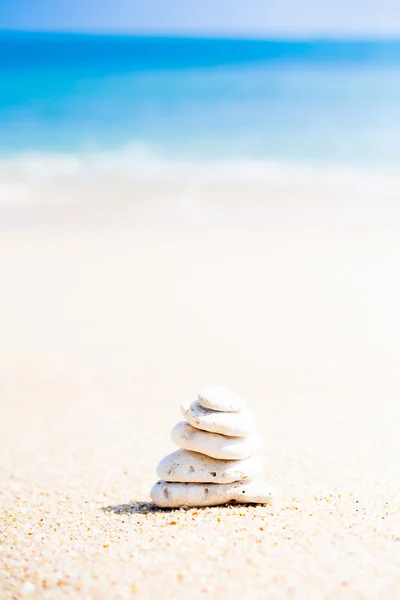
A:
101 500 267 515
101 501 179 515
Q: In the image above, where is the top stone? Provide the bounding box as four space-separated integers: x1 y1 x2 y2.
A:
198 384 247 412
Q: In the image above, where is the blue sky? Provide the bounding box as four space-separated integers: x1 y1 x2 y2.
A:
1 0 400 36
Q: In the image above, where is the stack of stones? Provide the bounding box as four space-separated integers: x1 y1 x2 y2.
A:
151 384 275 508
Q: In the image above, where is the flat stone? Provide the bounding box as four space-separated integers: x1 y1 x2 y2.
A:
156 448 263 483
198 384 246 412
171 421 262 460
181 399 255 437
150 479 275 508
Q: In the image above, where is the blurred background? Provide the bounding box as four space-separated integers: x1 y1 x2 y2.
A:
1 1 400 200
1 34 400 167
1 2 400 432
0 0 400 178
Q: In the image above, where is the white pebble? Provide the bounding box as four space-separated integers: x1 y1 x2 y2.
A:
157 448 263 483
171 421 262 460
198 384 247 412
151 479 275 508
181 399 255 437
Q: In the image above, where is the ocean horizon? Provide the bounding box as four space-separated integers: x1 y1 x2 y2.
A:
1 31 400 178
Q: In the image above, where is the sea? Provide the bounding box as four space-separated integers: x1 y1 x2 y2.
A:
1 31 400 179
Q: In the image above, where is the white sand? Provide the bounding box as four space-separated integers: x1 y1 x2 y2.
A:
2 173 400 598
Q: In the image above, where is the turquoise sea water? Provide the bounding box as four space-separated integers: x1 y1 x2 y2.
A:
1 32 400 167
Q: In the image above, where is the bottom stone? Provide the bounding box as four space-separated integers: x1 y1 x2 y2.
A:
150 479 275 508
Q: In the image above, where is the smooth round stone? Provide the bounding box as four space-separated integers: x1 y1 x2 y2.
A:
198 384 246 412
181 399 255 437
171 421 262 460
151 479 275 508
156 448 263 483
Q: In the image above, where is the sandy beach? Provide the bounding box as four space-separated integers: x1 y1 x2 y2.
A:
2 172 400 599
